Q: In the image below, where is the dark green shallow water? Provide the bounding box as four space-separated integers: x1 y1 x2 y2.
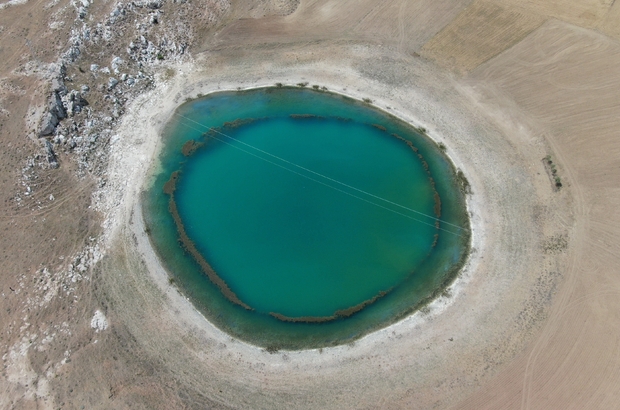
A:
143 87 470 349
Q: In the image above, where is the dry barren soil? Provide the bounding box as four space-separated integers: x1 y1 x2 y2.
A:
1 0 619 409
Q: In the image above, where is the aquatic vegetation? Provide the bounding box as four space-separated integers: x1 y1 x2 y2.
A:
144 87 470 349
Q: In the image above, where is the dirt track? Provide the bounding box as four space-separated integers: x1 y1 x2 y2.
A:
1 0 619 408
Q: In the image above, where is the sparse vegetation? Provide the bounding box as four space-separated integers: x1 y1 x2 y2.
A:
362 98 372 104
438 142 447 152
441 288 452 298
265 344 281 354
543 234 568 254
163 68 176 80
420 305 431 315
297 82 308 87
544 155 563 189
456 169 472 195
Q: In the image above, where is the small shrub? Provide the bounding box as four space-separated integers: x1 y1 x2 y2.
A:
275 82 283 88
438 142 447 152
297 82 308 87
543 234 568 253
544 155 563 189
456 169 472 195
266 344 281 354
321 86 328 91
362 98 372 104
168 277 175 285
312 84 320 90
164 68 176 79
156 53 164 60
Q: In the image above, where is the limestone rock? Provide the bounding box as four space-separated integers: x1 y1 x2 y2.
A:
44 140 59 169
111 56 124 74
63 90 89 116
146 0 163 9
51 77 67 96
108 77 119 90
39 91 67 136
39 112 59 136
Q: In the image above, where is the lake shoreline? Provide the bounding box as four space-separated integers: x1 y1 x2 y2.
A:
98 44 567 408
150 88 470 348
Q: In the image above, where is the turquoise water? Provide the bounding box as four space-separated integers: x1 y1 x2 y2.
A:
143 87 470 349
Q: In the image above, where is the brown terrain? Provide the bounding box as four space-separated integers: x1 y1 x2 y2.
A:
0 0 619 408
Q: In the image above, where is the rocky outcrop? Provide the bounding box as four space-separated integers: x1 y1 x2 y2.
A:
39 64 90 137
107 77 119 90
44 139 59 168
39 69 70 136
39 90 67 136
62 90 89 115
33 0 229 177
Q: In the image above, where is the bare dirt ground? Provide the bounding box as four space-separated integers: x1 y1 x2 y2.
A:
1 0 619 409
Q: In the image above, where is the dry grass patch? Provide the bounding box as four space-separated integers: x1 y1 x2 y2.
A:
597 1 620 40
460 20 620 409
495 0 614 30
212 0 470 52
420 0 545 74
349 0 470 53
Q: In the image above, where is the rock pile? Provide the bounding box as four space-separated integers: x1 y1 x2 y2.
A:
35 0 230 172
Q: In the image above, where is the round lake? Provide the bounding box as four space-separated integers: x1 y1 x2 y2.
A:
144 87 470 349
